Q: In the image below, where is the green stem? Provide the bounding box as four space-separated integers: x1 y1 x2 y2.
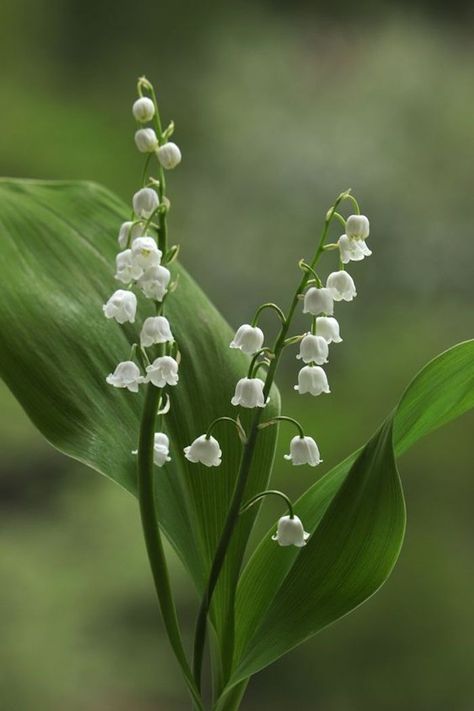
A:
240 489 294 518
259 415 305 438
192 191 349 692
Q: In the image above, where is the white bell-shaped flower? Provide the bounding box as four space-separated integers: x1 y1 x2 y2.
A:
315 316 342 344
295 365 330 396
145 355 179 387
153 432 171 466
115 249 144 284
230 324 264 355
137 264 171 301
345 214 370 240
140 316 174 348
106 360 143 392
132 97 155 122
338 234 372 264
272 515 310 547
117 221 145 249
303 287 334 316
326 271 357 302
131 236 162 269
284 435 322 466
231 377 267 408
297 334 328 365
103 289 137 324
135 127 159 153
184 435 222 467
157 142 182 169
133 187 159 218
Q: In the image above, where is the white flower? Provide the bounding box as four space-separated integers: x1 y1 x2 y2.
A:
135 127 159 153
345 214 370 240
272 515 310 547
157 142 182 169
115 249 144 284
302 287 334 316
102 289 137 324
106 360 143 392
131 236 162 269
315 316 342 344
230 324 264 355
137 264 171 301
297 334 328 365
117 221 145 249
338 234 372 264
140 316 174 348
294 365 330 396
231 377 267 408
132 97 155 122
184 435 222 467
133 187 159 218
284 436 322 466
145 356 179 387
153 432 171 466
326 271 357 302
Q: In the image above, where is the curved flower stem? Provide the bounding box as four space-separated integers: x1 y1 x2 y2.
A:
251 302 286 327
138 383 204 710
206 416 247 443
259 415 305 438
240 489 294 518
192 190 350 692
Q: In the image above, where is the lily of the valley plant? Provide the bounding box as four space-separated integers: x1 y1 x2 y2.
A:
0 77 472 711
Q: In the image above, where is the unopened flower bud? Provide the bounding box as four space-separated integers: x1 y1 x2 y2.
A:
184 435 222 467
153 432 171 466
230 324 264 355
231 377 267 408
294 365 330 396
338 234 372 264
297 334 329 365
115 249 144 284
302 287 334 316
145 355 179 387
117 221 145 249
157 142 182 169
135 128 159 153
131 236 162 269
345 214 370 240
106 361 143 392
102 289 137 324
326 271 357 302
315 316 342 344
133 187 159 218
140 316 174 348
272 515 309 547
284 435 322 466
137 264 170 301
132 97 155 122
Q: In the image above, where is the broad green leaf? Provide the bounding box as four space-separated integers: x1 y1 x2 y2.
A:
0 178 280 641
227 339 474 689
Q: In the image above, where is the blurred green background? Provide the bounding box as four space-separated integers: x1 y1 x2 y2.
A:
1 0 473 709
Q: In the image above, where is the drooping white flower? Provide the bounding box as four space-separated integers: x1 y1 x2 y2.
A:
338 234 372 264
294 365 330 396
135 128 159 153
272 515 310 547
131 236 162 270
184 435 222 467
302 287 334 316
230 324 264 355
284 435 322 466
132 97 155 122
137 264 171 301
315 316 342 344
140 316 174 348
115 249 144 284
153 432 171 466
133 187 159 218
103 289 137 324
157 142 182 169
345 214 370 240
106 360 143 392
231 377 267 408
297 334 329 365
145 355 179 387
326 271 357 302
117 221 145 249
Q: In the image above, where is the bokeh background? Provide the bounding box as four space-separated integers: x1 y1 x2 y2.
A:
1 0 473 709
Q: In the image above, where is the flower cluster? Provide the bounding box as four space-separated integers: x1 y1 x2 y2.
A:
103 77 182 466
